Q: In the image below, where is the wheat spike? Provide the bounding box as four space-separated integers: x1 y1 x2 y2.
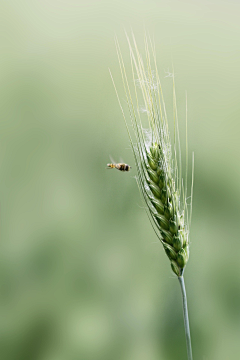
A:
110 33 194 277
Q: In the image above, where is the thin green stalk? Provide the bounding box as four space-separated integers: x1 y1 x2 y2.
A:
178 275 193 360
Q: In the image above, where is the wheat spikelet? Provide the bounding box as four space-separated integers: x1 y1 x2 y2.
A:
110 33 194 277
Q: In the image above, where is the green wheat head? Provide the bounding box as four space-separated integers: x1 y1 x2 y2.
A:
110 33 194 276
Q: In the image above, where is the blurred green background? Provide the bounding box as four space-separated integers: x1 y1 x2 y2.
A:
0 0 240 359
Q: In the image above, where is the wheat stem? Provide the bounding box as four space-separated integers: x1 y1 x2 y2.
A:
178 275 193 360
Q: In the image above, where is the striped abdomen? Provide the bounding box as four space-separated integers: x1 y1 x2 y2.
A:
116 163 131 171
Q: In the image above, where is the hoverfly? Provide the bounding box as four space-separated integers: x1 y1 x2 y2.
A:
106 156 131 172
106 162 131 171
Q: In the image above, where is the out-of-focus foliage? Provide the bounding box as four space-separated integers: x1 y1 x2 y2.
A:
0 1 240 359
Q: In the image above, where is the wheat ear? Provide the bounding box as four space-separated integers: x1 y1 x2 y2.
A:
110 32 194 360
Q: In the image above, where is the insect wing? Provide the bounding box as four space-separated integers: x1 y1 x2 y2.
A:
109 155 116 165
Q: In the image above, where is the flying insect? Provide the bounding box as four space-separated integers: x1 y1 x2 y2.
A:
106 162 131 172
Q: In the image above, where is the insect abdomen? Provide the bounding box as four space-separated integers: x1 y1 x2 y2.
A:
116 163 130 171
